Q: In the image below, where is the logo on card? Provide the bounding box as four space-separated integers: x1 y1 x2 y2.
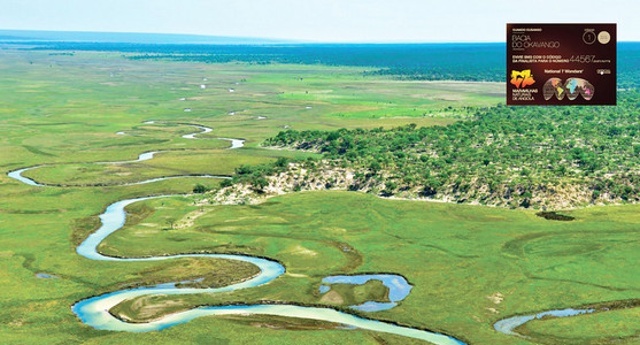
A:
510 69 536 88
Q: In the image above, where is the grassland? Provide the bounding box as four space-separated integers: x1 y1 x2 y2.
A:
100 192 640 345
0 47 637 345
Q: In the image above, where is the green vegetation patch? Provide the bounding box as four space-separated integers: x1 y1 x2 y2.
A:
261 92 640 209
320 280 390 307
535 211 575 221
109 257 261 322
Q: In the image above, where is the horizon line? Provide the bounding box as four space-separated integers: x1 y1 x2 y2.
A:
2 29 639 45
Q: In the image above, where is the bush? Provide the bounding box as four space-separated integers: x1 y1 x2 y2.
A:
219 179 234 188
193 184 210 194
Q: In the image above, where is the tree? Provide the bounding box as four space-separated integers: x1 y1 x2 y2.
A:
165 218 177 230
275 157 289 168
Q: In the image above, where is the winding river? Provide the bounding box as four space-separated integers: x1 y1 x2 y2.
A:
180 124 246 149
70 194 466 344
182 124 212 139
8 122 614 344
68 194 464 345
7 128 469 344
8 162 230 188
7 151 166 187
7 168 43 186
7 124 241 187
493 308 595 337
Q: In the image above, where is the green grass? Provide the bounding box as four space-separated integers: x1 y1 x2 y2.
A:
519 307 640 344
99 191 639 345
23 150 279 186
0 49 636 345
320 280 390 306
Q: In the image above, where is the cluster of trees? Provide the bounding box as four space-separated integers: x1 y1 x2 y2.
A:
263 91 640 207
221 157 291 193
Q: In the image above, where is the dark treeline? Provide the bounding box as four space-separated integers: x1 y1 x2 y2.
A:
263 91 640 208
22 41 640 87
129 43 504 82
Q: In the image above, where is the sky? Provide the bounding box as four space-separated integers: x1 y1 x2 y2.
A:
2 0 639 43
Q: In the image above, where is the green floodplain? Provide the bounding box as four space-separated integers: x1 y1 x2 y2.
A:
0 48 638 345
